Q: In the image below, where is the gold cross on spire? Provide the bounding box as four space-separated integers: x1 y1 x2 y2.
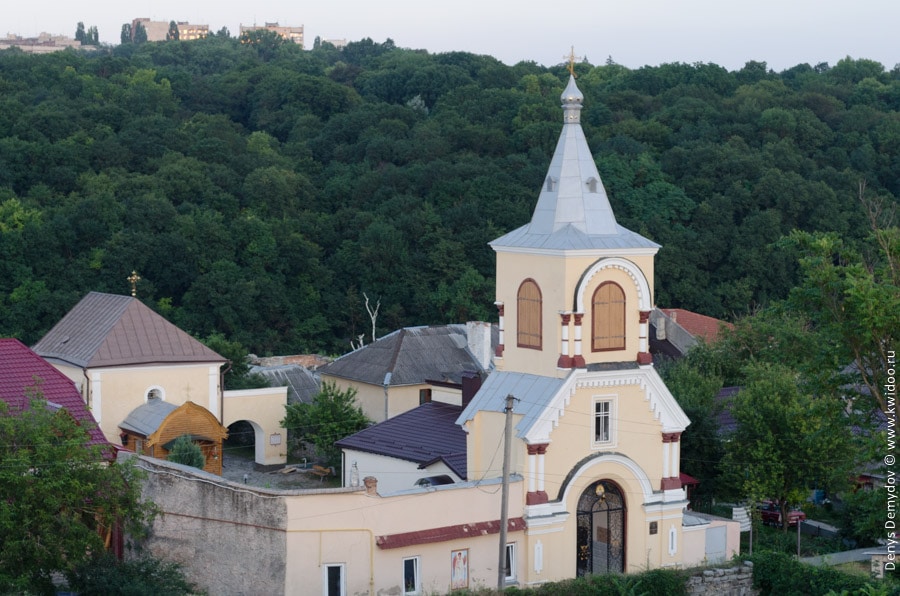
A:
565 46 581 77
127 270 141 297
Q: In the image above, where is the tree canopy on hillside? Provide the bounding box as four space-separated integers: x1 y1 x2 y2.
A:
0 39 897 356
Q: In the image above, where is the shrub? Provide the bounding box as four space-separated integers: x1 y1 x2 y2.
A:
65 553 199 595
168 434 206 469
752 551 868 595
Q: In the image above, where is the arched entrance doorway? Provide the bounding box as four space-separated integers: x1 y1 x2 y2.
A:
577 480 626 576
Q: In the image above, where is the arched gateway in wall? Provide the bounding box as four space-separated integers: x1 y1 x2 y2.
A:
576 480 626 576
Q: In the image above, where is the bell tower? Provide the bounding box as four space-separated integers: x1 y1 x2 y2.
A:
490 75 659 377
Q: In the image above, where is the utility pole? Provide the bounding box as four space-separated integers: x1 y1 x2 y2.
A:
498 394 516 591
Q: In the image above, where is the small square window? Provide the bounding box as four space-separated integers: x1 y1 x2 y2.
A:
649 521 658 535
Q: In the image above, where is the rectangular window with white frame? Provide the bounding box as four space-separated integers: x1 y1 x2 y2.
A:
504 543 517 583
403 556 420 595
323 563 345 596
593 397 616 447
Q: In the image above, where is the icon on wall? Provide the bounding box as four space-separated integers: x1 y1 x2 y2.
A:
450 548 468 590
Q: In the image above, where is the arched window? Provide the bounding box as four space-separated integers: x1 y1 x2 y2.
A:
592 282 625 351
517 279 542 350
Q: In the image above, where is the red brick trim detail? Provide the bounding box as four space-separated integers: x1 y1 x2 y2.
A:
573 313 584 326
637 352 653 365
662 432 681 443
376 517 526 549
527 443 548 455
557 354 573 368
661 476 682 490
572 355 586 368
526 491 549 505
496 345 505 357
639 310 651 323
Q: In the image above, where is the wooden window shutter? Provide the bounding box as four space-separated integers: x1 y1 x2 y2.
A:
517 279 542 349
592 282 626 351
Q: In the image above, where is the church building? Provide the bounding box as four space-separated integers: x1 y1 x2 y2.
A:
458 71 695 580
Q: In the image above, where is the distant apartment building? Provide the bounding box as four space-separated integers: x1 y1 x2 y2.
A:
0 32 81 53
322 38 348 49
239 22 304 47
130 18 209 42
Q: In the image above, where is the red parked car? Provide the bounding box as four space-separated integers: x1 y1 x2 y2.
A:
758 501 806 526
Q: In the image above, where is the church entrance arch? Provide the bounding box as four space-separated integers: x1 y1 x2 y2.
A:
576 480 626 576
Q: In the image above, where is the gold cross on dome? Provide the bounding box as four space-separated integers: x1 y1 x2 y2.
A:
127 270 141 297
565 46 581 77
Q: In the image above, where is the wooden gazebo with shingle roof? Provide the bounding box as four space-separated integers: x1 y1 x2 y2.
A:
120 399 228 475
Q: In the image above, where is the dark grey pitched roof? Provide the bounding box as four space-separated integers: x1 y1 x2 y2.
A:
32 292 225 368
335 401 467 479
320 325 486 387
249 364 320 405
119 398 178 437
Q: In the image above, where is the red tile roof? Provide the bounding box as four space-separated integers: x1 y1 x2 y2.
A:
661 309 733 343
376 517 526 549
0 338 110 448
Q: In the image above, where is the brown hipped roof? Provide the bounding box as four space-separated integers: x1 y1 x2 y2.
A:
33 292 225 368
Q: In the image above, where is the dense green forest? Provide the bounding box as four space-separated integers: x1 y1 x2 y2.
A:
0 34 897 355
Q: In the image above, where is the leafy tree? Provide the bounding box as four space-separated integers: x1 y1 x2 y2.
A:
166 21 179 42
65 553 197 596
133 21 148 44
281 381 371 467
167 434 205 469
86 26 99 46
0 398 155 593
201 332 269 390
721 363 856 530
783 200 899 413
75 21 85 44
120 23 132 44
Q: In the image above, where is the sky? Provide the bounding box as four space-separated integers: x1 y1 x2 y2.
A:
3 0 898 72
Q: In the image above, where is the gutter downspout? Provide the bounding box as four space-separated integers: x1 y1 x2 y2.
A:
82 368 91 410
382 372 391 422
220 361 231 425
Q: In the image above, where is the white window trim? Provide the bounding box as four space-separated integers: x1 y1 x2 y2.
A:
402 556 420 595
322 563 345 596
592 395 617 449
505 543 517 583
144 385 166 402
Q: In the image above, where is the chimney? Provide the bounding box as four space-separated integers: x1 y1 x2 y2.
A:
465 321 492 370
363 476 379 496
461 371 482 408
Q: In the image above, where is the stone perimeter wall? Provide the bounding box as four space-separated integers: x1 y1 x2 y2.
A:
129 455 289 596
686 562 756 596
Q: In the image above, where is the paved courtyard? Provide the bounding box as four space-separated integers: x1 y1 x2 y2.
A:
220 452 336 490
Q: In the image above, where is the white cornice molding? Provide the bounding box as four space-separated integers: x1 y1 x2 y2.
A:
524 366 689 444
492 246 659 259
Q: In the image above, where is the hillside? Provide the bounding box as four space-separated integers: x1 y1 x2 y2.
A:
0 34 897 355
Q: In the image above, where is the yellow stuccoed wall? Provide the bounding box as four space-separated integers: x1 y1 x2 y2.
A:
320 375 431 423
53 362 220 444
494 251 656 377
